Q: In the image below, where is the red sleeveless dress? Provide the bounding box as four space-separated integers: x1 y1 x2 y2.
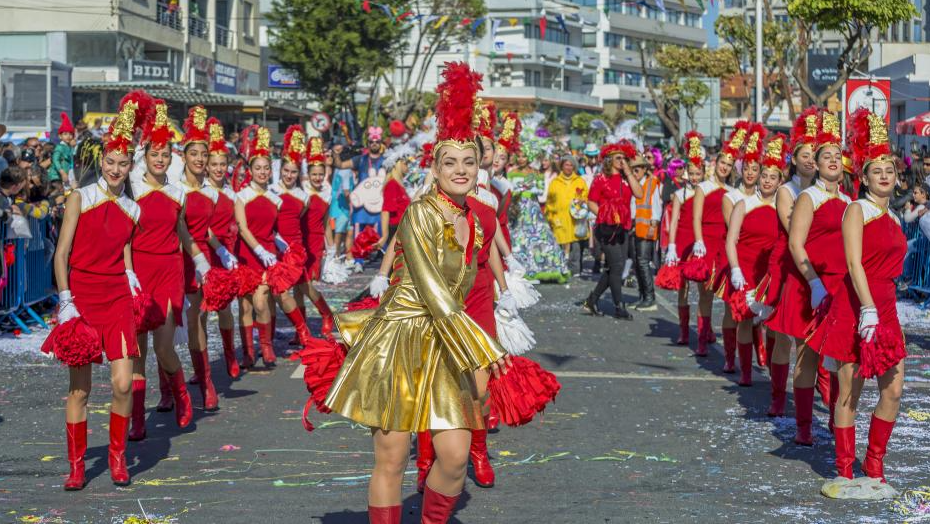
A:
234 185 282 273
181 182 217 294
464 196 499 337
208 185 238 267
696 180 730 288
722 194 779 299
673 187 696 258
302 192 330 282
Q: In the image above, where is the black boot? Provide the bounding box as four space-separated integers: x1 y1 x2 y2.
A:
614 301 633 320
582 293 604 316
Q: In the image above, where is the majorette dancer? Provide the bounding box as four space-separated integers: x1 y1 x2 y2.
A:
755 108 822 418
324 62 510 524
765 110 850 445
719 122 766 373
269 125 327 348
811 109 906 499
722 133 784 386
663 131 705 346
128 98 203 441
46 91 147 489
234 127 316 366
298 136 336 339
686 125 740 356
203 118 242 378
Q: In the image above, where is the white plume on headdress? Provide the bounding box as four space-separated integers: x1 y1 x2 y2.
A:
409 116 437 151
382 142 415 170
606 119 642 151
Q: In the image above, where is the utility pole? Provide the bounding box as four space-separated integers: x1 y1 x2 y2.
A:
754 0 763 122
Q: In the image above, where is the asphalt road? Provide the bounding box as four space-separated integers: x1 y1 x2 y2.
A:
2 270 929 523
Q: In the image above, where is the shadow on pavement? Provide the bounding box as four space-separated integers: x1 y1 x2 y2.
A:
317 490 473 523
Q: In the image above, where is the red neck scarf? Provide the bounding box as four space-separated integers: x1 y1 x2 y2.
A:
437 190 476 265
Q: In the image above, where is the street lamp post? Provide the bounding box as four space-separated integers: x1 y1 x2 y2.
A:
755 0 763 122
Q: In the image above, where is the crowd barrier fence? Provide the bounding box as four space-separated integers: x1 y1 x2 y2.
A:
0 216 55 333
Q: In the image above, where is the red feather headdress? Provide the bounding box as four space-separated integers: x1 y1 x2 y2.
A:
476 99 497 141
720 120 750 162
790 106 820 153
306 136 325 166
849 108 893 174
600 139 637 162
741 122 768 164
816 110 842 152
282 124 306 166
434 61 482 154
762 132 790 172
248 126 271 163
105 89 152 156
206 117 228 157
496 112 521 155
683 130 704 169
419 142 434 169
142 99 173 151
181 106 209 146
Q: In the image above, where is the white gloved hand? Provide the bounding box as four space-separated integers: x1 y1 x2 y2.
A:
496 289 519 315
274 233 289 252
193 253 212 284
808 277 827 309
126 269 141 296
504 254 525 276
730 267 746 290
858 306 878 343
254 245 278 268
57 290 80 323
325 246 336 257
692 240 707 258
665 245 679 266
369 274 389 298
215 245 238 270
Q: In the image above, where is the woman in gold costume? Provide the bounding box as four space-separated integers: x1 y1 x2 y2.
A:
324 62 509 524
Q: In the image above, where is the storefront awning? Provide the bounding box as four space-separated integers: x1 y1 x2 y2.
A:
897 111 930 137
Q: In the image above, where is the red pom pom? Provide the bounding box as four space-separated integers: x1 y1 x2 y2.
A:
350 226 381 260
389 120 406 138
488 356 561 427
41 317 102 367
346 296 380 311
858 323 906 380
656 265 683 291
235 265 263 297
681 256 710 282
202 268 239 312
133 292 162 334
299 338 348 432
728 289 754 322
267 247 306 294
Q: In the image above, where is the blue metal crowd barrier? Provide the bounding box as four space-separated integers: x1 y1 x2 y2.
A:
902 219 930 308
0 216 54 333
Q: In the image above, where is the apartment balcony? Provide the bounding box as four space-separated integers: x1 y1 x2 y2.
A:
482 85 601 111
216 25 235 48
189 15 209 40
155 1 183 32
607 12 705 46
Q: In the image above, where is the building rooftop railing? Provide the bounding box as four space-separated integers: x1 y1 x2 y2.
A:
156 1 183 31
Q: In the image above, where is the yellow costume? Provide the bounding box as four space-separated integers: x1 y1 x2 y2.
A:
545 173 589 244
326 192 506 432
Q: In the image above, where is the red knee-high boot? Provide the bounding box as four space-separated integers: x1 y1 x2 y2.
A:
166 369 193 428
368 505 401 524
240 325 256 368
767 362 789 417
470 418 495 488
676 306 690 345
695 316 711 357
155 366 174 412
64 420 87 491
793 386 815 446
828 373 839 434
128 379 146 441
288 307 305 346
834 425 856 479
416 431 435 494
753 325 768 368
862 414 896 482
722 327 737 373
737 341 753 386
255 322 276 366
313 296 335 338
421 485 461 524
108 412 131 486
220 327 240 378
191 350 218 411
285 307 319 349
816 358 831 405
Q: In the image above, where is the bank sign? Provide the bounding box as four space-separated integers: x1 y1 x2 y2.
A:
128 59 172 82
268 65 300 89
214 62 237 94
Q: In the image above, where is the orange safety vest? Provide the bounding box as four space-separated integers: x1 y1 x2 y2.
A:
634 176 659 240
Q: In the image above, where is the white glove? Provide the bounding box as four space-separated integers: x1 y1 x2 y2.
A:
215 245 238 270
808 277 827 309
730 267 746 290
496 289 519 315
369 274 389 298
254 245 278 268
504 254 525 276
665 245 679 266
57 290 79 323
193 253 212 284
858 306 878 343
126 269 141 296
274 233 289 252
325 246 336 257
692 240 706 258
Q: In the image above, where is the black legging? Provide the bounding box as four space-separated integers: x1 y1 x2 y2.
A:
590 236 628 306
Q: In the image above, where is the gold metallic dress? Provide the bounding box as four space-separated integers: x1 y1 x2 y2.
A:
326 193 506 432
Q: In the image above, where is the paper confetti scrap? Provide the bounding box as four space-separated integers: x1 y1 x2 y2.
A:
906 409 930 422
219 445 241 452
39 455 58 462
891 486 930 518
